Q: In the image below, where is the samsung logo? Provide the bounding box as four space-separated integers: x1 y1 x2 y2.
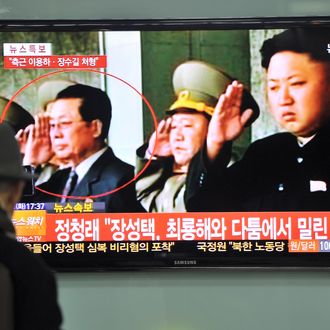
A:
174 260 197 265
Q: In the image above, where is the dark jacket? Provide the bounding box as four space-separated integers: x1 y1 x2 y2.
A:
0 208 62 330
185 126 330 211
35 147 144 212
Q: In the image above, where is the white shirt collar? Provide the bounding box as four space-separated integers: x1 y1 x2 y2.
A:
297 134 316 147
74 147 107 184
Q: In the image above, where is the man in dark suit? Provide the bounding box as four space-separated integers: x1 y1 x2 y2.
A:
23 84 143 212
185 27 330 211
0 124 62 330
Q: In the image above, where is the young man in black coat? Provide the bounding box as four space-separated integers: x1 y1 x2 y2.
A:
185 28 330 211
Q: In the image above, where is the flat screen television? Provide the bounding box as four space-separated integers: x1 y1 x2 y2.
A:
1 17 330 270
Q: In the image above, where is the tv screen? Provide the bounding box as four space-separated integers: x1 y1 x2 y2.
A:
1 17 330 270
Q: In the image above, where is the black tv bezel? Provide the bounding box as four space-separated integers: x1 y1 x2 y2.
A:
2 16 330 271
0 16 329 32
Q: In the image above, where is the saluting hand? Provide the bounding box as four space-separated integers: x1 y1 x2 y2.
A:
147 117 172 158
22 113 54 166
207 81 253 162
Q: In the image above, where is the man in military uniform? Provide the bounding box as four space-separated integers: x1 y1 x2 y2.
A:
136 60 259 212
185 28 330 212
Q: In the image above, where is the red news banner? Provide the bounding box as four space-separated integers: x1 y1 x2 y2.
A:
12 209 330 253
4 55 107 68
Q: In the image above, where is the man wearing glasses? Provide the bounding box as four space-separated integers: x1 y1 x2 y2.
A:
22 84 143 212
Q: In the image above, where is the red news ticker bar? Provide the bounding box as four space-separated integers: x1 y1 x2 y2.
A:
29 211 330 243
4 55 107 69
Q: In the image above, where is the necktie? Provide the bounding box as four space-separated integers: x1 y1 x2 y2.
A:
60 170 78 203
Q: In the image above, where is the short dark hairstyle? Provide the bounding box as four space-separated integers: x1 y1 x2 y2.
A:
56 84 112 140
260 27 330 69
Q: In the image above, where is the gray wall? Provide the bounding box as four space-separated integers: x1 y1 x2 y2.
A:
58 270 330 330
2 1 330 329
0 0 330 19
